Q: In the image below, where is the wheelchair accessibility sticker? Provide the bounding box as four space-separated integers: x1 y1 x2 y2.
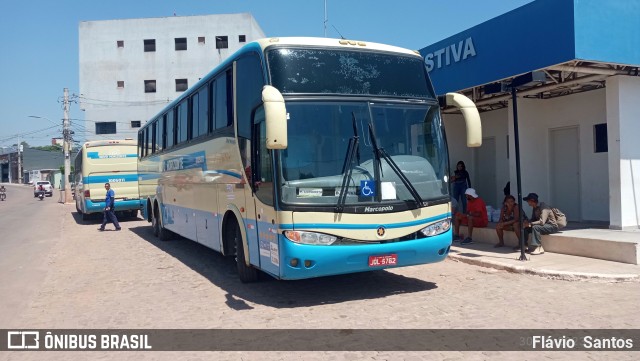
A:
360 180 376 197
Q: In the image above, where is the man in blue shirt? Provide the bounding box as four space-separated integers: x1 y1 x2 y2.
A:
98 182 121 231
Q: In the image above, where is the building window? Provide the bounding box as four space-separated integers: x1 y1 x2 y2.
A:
216 36 228 49
198 36 205 44
175 79 188 92
131 120 141 128
117 40 124 48
96 122 117 135
117 81 124 89
594 123 608 153
175 37 187 51
239 35 246 43
144 80 156 93
144 39 156 52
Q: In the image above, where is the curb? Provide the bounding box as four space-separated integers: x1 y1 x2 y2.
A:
448 253 640 283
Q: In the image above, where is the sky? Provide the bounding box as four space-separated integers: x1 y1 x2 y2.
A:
0 0 533 148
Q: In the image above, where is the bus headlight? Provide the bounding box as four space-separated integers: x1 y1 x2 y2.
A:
284 231 337 245
419 218 451 237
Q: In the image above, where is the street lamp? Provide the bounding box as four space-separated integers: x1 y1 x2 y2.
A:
485 71 546 261
28 115 60 126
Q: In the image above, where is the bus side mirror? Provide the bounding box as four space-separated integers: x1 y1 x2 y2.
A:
439 92 482 147
262 85 288 149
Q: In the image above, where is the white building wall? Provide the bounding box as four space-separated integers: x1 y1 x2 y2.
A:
79 14 265 141
445 88 610 222
509 89 609 222
607 76 640 230
444 108 510 209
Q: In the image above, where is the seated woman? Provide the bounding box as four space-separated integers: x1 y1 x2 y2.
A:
494 195 522 248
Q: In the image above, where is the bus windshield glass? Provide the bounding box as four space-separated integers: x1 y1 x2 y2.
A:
267 47 435 99
279 101 448 207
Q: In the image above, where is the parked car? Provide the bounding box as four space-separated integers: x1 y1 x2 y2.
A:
33 181 53 197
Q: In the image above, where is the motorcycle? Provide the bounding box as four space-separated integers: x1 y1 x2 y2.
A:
0 190 5 201
38 190 45 201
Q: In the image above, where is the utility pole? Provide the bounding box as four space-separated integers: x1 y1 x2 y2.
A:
17 136 22 184
324 0 328 37
63 88 73 203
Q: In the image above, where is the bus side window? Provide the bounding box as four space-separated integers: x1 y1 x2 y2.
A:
161 114 171 149
138 132 143 158
191 92 199 139
215 71 233 130
198 85 209 136
151 121 157 154
177 100 188 144
209 80 216 132
236 53 265 139
144 127 150 156
156 116 164 152
166 110 175 148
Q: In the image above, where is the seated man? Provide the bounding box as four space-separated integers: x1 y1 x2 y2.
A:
522 193 559 255
453 188 488 245
494 195 522 248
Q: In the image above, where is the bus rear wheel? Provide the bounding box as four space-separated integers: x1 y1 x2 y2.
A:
233 225 259 283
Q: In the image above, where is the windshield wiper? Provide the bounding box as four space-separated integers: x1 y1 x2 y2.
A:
367 122 424 207
352 112 361 166
336 134 359 213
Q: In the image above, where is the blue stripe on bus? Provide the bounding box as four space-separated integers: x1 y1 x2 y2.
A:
279 213 451 230
87 152 137 159
138 173 161 181
84 198 144 213
203 170 242 179
83 174 139 184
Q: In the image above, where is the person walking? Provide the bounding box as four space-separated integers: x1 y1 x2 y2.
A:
451 161 471 213
521 193 558 255
98 182 121 231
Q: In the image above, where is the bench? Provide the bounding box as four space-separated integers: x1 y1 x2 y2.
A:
458 223 640 265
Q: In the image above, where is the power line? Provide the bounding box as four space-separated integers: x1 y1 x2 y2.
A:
0 125 60 144
78 95 171 106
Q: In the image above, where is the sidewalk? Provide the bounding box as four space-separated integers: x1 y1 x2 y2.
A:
448 241 640 282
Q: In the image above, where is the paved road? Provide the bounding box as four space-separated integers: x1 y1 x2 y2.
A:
1 193 639 360
0 184 63 327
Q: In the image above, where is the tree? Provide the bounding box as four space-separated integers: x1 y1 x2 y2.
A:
33 144 63 152
12 141 30 148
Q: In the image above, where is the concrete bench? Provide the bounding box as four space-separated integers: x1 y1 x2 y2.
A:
458 223 640 265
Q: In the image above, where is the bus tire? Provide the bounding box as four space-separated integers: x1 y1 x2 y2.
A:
234 224 259 283
153 204 171 241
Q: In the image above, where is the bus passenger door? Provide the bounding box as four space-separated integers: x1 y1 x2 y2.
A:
250 110 280 277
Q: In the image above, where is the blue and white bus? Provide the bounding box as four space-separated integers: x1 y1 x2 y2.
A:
74 139 143 220
138 37 481 282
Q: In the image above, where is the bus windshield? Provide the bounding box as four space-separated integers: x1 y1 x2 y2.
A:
279 101 448 207
267 47 435 99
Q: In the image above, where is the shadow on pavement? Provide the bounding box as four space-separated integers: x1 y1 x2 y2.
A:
70 209 142 225
129 225 438 309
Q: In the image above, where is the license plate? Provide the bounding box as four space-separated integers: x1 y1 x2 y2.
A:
368 254 398 267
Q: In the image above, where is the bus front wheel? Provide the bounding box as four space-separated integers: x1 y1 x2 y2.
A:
234 225 259 283
153 204 171 241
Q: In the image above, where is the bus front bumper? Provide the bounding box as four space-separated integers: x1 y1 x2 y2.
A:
85 199 144 213
277 230 452 280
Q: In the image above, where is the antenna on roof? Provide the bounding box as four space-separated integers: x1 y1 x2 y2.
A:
332 24 345 40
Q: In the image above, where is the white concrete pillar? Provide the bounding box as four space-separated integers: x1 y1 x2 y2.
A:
606 76 640 230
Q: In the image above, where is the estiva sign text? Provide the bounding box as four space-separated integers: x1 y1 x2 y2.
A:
423 37 476 72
